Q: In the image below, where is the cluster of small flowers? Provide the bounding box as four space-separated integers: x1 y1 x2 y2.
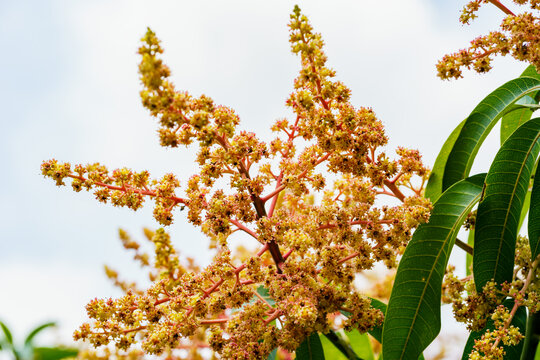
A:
41 160 185 226
442 235 540 359
465 302 525 359
44 6 432 359
437 0 540 79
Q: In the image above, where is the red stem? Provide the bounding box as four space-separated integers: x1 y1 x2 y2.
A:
487 0 515 16
383 180 405 202
230 219 258 240
68 174 187 204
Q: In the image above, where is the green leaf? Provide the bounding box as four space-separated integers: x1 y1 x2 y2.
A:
500 94 538 145
474 118 540 292
466 228 475 277
425 119 466 202
366 298 386 344
24 322 56 347
520 64 540 80
321 334 347 360
236 286 275 314
382 174 486 360
0 321 13 346
529 157 540 260
519 189 531 233
267 347 277 360
296 332 325 360
461 299 526 360
521 311 540 360
443 77 540 191
341 299 424 360
33 347 78 360
346 331 374 360
321 332 360 360
255 286 275 306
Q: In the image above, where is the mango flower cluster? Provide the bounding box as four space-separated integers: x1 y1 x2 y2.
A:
442 235 540 359
42 6 431 359
437 0 540 79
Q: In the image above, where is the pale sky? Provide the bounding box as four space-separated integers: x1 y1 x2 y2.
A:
0 0 528 358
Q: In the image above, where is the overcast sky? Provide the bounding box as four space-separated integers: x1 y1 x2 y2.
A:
0 0 529 358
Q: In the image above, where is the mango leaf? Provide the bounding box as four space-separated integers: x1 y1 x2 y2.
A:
296 332 325 360
529 156 540 260
520 64 540 79
382 174 486 360
473 118 540 292
367 298 386 343
33 347 78 360
521 312 540 360
237 286 275 315
341 299 424 360
267 347 277 360
466 228 475 277
500 94 538 145
443 77 540 191
321 334 348 360
346 331 374 360
321 331 363 360
460 299 526 359
24 322 56 347
425 119 466 202
254 286 275 306
0 321 13 346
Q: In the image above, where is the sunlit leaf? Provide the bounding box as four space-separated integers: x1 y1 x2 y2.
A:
346 331 374 360
24 322 56 347
321 331 362 360
0 321 13 346
500 94 538 145
383 174 486 360
33 347 78 360
443 77 540 191
425 119 466 202
267 347 277 360
474 118 540 291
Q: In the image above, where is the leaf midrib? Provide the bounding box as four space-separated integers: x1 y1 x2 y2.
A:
398 190 482 360
459 83 540 181
490 131 540 282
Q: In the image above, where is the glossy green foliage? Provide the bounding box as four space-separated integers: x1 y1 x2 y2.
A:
267 347 277 360
500 66 540 144
500 95 537 144
345 332 374 360
474 118 540 292
296 332 325 360
425 119 466 202
529 161 540 260
442 77 540 191
367 298 386 343
321 331 364 360
383 174 486 360
466 228 475 277
461 299 527 359
521 312 540 360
